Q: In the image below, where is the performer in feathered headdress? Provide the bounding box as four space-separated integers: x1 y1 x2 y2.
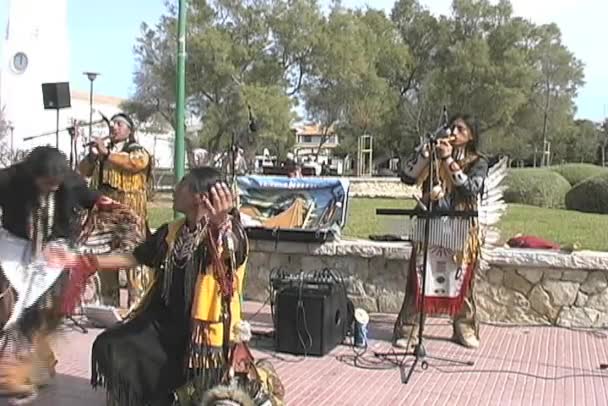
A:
78 112 153 308
393 114 492 349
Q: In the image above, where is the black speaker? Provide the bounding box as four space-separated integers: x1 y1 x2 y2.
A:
41 82 71 109
275 283 347 356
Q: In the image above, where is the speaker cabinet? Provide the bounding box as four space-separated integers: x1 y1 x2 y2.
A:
275 284 347 356
41 82 71 109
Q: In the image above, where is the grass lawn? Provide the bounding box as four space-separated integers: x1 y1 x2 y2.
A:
148 198 608 251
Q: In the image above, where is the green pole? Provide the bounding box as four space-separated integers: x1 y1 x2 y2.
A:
174 0 187 219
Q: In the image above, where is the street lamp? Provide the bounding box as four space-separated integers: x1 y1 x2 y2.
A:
83 72 100 139
174 0 188 218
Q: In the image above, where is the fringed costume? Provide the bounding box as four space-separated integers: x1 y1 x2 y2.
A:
90 215 283 406
79 139 152 307
393 143 489 345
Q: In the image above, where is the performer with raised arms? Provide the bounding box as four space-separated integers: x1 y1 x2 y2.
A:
48 167 284 405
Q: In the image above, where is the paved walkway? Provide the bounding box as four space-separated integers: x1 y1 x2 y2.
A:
2 302 608 405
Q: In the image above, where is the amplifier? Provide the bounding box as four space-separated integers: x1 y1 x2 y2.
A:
274 281 348 356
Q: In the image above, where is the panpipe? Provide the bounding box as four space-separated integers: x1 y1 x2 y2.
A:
375 208 477 252
411 216 471 252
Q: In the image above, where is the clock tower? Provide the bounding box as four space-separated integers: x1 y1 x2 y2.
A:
0 0 70 153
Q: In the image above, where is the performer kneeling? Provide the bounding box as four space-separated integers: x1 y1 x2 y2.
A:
52 168 282 405
393 114 489 349
0 147 105 399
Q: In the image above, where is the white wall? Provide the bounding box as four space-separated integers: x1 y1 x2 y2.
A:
0 0 71 152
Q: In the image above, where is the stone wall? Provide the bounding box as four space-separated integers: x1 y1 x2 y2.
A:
245 239 410 313
346 177 418 199
477 249 608 328
244 239 608 328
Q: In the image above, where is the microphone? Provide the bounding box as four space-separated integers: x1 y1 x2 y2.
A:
428 105 451 142
247 104 257 132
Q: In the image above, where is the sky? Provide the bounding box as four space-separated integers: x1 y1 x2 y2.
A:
1 0 606 121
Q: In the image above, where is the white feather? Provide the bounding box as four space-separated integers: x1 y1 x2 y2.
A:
478 156 509 249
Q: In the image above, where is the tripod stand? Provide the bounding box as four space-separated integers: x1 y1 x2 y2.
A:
374 123 475 383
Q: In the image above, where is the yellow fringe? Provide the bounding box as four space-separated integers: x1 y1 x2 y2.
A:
91 165 148 197
124 219 246 350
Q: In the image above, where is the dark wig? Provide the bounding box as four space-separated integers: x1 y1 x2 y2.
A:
23 146 70 180
449 113 481 154
182 166 225 195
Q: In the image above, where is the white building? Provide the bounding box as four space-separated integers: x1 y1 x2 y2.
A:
0 0 70 153
0 0 174 168
292 123 344 175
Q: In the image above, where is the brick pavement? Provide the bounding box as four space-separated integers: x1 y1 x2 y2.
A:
2 302 608 405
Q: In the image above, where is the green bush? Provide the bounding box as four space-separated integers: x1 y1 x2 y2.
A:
565 173 608 214
551 163 608 186
504 168 570 208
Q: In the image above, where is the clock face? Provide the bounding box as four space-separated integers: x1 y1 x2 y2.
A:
12 52 28 73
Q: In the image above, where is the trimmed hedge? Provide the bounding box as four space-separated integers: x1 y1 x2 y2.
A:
551 163 608 186
504 168 570 209
565 173 608 214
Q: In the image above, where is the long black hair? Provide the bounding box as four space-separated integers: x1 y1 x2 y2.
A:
449 113 482 155
23 146 70 180
182 167 225 195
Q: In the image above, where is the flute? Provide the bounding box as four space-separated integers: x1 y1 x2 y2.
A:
83 135 111 148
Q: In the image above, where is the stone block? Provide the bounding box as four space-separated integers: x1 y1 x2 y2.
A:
247 252 270 271
528 285 559 322
334 241 384 258
345 278 366 296
383 244 412 260
486 268 504 286
386 260 408 281
575 291 588 307
475 279 548 324
541 280 579 307
268 253 300 272
300 256 330 273
517 269 543 284
557 307 602 328
580 271 608 295
561 270 589 283
349 295 378 313
377 292 405 313
484 247 608 270
543 270 563 280
309 242 337 256
363 283 378 297
504 270 533 295
586 288 608 313
244 266 271 302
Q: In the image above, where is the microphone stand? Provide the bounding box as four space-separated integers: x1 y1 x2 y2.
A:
373 110 475 383
228 104 257 202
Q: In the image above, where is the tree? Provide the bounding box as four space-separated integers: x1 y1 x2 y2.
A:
0 108 26 167
125 0 321 167
124 0 588 171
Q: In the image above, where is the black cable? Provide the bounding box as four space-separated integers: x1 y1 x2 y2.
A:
296 271 313 357
246 295 271 322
